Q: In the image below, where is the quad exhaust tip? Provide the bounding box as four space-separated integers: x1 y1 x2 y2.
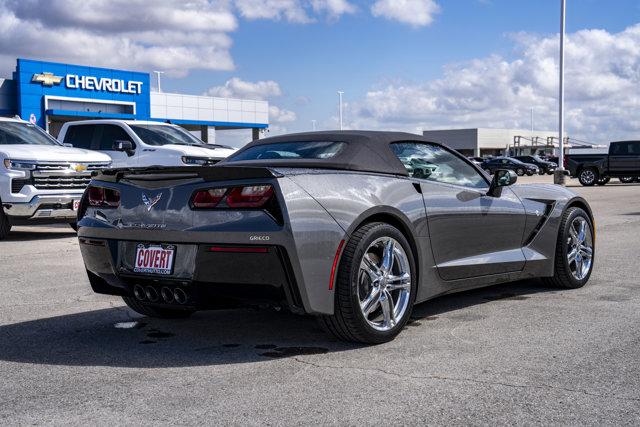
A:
133 284 146 301
174 288 188 305
161 287 174 303
144 286 159 303
133 284 188 305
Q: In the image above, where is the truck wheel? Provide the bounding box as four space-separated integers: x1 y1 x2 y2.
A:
619 177 634 183
596 176 610 186
526 170 534 176
0 208 11 240
122 296 195 319
543 207 594 289
578 168 598 186
319 222 416 344
516 168 525 176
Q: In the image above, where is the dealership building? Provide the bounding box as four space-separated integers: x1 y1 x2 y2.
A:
423 128 567 157
0 58 269 142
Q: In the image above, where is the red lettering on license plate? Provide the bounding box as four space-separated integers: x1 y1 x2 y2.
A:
133 245 175 275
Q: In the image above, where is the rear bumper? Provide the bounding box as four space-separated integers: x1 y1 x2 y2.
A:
2 194 80 220
79 237 305 313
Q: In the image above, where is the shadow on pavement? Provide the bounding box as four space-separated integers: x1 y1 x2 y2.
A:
0 279 555 368
4 227 76 242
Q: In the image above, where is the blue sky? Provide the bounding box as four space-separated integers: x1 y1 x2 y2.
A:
156 0 640 138
1 0 639 143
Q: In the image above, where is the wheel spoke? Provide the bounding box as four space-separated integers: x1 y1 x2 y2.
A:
577 219 586 243
381 239 395 273
379 290 395 328
360 288 381 317
580 245 593 259
361 254 382 282
386 272 411 291
569 226 579 244
567 247 578 264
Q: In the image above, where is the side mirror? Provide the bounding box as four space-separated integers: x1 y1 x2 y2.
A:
113 140 134 156
487 169 517 197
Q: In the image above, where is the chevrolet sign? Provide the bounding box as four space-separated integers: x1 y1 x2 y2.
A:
32 71 143 94
66 74 143 94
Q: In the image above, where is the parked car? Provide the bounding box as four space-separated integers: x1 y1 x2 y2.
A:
58 120 237 168
567 141 640 186
481 157 539 176
467 156 484 167
0 117 111 239
513 155 557 175
77 131 594 343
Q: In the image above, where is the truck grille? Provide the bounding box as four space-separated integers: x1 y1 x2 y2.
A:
24 162 110 191
32 175 92 189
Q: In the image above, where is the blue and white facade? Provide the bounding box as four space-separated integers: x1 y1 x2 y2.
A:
0 58 269 141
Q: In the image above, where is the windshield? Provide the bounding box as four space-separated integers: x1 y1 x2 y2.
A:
227 141 345 161
129 124 206 146
0 121 60 146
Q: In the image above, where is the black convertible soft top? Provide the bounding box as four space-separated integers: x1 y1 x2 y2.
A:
219 130 441 176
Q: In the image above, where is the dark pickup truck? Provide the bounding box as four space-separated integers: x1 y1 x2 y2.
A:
568 140 640 186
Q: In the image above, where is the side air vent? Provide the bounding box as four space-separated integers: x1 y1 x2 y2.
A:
523 200 556 246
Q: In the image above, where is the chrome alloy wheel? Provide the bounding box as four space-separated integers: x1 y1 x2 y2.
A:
357 237 411 331
580 169 596 185
567 216 593 280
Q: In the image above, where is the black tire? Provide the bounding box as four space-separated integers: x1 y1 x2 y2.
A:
319 222 417 344
69 222 78 231
122 296 195 319
516 168 525 176
0 208 11 240
547 170 554 175
543 207 594 289
596 176 610 186
619 176 634 183
578 168 599 186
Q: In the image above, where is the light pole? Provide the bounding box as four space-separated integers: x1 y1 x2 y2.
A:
311 120 317 131
337 91 344 130
153 71 165 93
554 0 567 185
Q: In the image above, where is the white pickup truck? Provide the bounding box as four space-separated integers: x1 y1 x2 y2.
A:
58 120 237 168
0 117 111 239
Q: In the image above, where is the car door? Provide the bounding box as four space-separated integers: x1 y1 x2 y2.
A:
608 141 639 175
94 124 137 168
390 142 527 282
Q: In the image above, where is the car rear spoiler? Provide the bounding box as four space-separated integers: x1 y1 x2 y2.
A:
92 165 283 183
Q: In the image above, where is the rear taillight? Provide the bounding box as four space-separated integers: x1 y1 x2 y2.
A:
226 185 273 208
192 188 227 209
190 185 274 210
87 186 120 208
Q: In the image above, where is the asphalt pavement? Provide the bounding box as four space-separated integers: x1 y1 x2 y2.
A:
0 176 639 425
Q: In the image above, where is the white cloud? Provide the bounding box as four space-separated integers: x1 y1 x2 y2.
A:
0 0 237 77
234 0 355 23
235 0 312 23
204 77 282 100
269 105 297 123
349 24 640 142
311 0 356 19
205 77 296 125
371 0 440 27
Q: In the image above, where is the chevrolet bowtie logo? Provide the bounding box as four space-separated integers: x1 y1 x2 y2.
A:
32 72 63 86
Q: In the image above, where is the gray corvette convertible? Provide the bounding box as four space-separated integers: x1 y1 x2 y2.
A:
77 131 595 343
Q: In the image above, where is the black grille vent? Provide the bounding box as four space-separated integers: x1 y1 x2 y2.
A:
11 179 29 193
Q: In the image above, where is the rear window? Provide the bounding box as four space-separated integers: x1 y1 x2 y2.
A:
227 141 345 161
